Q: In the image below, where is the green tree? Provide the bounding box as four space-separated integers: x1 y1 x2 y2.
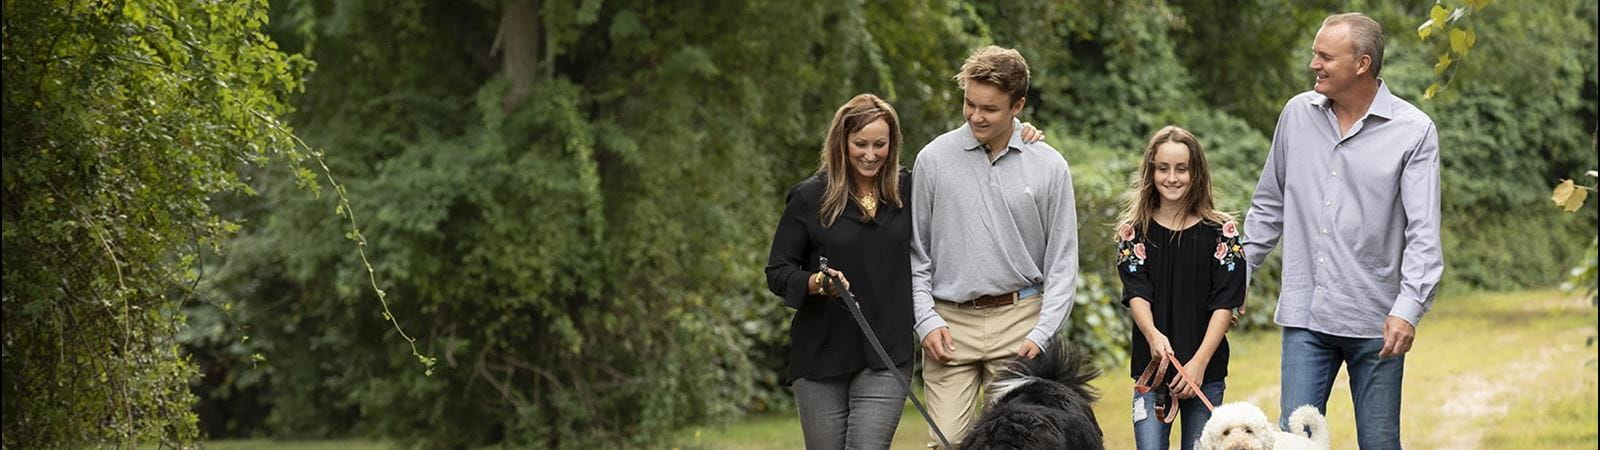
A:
183 0 1597 446
195 0 981 446
2 0 311 445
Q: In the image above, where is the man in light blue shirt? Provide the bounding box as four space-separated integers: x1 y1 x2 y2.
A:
1244 13 1442 448
910 45 1079 446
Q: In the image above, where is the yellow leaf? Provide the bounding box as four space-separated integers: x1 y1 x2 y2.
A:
1563 188 1588 212
1434 53 1453 76
1551 179 1576 205
1450 28 1471 55
1467 0 1493 10
1425 83 1441 99
1418 20 1435 40
1430 4 1449 27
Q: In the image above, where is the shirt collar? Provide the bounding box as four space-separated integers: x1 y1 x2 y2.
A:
1308 79 1397 120
958 118 1028 154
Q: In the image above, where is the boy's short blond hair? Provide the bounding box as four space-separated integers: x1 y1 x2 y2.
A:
954 46 1030 103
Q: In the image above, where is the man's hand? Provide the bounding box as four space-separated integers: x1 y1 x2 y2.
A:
1017 339 1041 359
1379 315 1415 359
922 327 956 363
1229 304 1246 329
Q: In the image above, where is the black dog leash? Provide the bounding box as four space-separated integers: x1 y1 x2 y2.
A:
820 257 954 450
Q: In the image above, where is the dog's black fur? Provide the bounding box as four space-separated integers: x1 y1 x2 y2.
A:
958 339 1103 450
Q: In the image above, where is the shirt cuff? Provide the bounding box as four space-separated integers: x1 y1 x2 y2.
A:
913 295 948 341
1026 330 1051 351
782 271 811 309
1388 295 1425 327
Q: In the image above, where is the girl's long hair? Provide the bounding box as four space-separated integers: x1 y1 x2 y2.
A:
817 93 904 227
1115 125 1232 239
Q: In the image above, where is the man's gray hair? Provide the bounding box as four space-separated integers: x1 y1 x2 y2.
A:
1323 12 1385 78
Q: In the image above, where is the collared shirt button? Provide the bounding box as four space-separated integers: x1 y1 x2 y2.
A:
1331 170 1339 177
1325 200 1332 206
1321 228 1328 234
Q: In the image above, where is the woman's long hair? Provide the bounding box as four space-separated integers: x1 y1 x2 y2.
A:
817 93 904 227
1115 125 1232 239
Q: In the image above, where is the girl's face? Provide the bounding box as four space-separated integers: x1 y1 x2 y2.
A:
848 119 891 183
1151 141 1192 205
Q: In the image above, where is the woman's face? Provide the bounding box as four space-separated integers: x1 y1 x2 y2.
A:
848 119 891 183
1151 141 1192 204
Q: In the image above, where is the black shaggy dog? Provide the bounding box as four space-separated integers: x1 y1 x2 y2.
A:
958 339 1103 450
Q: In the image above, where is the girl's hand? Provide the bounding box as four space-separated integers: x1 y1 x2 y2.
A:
1146 332 1175 362
1170 360 1207 400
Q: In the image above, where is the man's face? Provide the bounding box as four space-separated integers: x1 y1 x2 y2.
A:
962 81 1024 148
1308 23 1366 97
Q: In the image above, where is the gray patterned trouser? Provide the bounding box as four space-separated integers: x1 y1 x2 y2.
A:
793 363 912 450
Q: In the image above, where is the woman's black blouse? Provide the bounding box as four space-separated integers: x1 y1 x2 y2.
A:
765 170 914 384
1116 220 1247 384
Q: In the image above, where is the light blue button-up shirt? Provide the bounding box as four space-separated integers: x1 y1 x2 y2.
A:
1244 81 1443 339
910 119 1079 350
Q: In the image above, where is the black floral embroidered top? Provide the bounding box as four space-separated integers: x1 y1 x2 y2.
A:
1116 219 1246 383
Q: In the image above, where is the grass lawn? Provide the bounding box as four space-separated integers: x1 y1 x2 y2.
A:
679 289 1599 449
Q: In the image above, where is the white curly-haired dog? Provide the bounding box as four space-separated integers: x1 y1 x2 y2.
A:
1195 402 1328 450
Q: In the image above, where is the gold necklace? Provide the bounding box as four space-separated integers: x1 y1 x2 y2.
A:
857 192 878 215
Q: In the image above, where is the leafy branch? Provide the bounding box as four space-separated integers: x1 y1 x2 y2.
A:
253 110 438 376
1417 0 1493 99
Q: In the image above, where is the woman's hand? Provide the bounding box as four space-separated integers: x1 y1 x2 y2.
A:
1020 122 1047 144
814 268 850 296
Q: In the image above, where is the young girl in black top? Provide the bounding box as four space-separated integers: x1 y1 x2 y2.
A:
1116 125 1246 450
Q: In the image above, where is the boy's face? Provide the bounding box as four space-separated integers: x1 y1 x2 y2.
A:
963 81 1024 149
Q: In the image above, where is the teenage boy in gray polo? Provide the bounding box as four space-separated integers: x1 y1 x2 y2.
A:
910 45 1079 445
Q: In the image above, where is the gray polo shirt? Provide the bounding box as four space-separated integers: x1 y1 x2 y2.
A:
1244 81 1444 338
910 120 1080 350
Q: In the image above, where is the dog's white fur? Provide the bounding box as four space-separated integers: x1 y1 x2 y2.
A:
1196 403 1328 450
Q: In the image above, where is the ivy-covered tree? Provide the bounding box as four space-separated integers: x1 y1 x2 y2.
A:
2 0 311 446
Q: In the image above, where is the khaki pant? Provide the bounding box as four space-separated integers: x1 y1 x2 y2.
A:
922 293 1042 446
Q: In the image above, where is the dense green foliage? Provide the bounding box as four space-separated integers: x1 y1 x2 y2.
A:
189 0 981 446
5 0 1592 447
185 0 1594 447
1 0 311 446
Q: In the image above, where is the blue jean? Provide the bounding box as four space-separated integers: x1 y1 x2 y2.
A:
792 363 911 450
1280 327 1405 449
1133 380 1224 450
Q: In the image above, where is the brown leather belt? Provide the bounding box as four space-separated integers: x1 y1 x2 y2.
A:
962 292 1017 309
